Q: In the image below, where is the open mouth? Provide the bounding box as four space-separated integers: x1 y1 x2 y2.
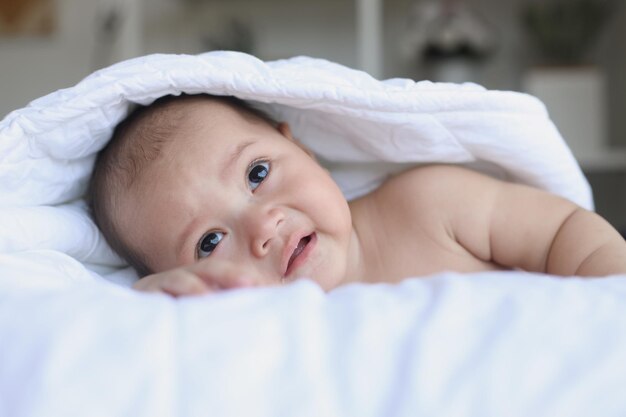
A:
285 233 315 277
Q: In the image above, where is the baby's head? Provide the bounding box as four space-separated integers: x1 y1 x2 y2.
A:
88 94 354 289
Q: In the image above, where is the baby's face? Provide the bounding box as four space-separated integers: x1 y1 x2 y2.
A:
117 101 354 290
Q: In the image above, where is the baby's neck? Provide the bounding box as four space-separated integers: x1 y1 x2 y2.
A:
343 197 389 286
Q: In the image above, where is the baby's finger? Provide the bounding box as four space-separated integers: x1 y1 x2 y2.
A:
160 271 212 297
189 259 260 289
134 270 210 297
132 275 162 293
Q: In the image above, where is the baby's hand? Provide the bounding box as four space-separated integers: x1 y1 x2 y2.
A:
132 259 260 297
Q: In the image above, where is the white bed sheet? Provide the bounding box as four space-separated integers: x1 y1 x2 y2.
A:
2 262 626 417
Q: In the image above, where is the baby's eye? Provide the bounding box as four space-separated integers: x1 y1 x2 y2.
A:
247 160 270 191
197 231 224 259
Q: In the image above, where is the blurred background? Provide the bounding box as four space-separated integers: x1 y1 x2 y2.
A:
1 0 624 232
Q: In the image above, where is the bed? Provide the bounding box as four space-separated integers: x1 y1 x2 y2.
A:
1 51 625 417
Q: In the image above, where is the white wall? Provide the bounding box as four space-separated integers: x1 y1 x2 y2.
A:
0 0 142 118
0 0 356 118
0 0 97 117
142 0 356 65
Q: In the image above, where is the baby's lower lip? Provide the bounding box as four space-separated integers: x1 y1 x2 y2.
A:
285 233 317 278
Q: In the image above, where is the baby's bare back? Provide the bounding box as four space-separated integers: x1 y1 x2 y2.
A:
348 165 504 284
348 164 626 284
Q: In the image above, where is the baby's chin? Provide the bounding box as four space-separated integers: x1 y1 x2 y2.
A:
303 273 345 292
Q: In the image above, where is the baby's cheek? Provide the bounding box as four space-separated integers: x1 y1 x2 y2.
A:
241 263 281 287
317 182 352 226
311 246 348 291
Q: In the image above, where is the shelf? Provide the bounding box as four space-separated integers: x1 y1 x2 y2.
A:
576 148 626 172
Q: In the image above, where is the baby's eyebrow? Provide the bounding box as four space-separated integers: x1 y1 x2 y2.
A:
220 140 255 182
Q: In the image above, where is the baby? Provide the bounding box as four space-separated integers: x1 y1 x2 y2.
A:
88 94 626 296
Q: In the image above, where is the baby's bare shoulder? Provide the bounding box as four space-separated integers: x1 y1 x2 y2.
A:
375 164 496 206
396 163 491 181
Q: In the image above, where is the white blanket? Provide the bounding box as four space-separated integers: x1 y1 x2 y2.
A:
1 51 624 417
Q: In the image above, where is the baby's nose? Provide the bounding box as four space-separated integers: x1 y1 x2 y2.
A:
245 206 285 257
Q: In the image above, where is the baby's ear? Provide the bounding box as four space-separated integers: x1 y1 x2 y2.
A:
277 122 316 159
276 122 294 140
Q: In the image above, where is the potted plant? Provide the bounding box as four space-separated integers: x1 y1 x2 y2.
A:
522 0 617 65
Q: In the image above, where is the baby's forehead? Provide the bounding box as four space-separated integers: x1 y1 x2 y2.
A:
142 96 237 130
125 95 279 174
139 99 233 147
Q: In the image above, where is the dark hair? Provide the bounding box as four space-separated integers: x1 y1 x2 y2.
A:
86 94 276 277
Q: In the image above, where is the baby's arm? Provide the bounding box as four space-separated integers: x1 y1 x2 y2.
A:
402 165 626 276
133 259 259 297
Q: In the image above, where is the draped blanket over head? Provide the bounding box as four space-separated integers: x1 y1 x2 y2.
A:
1 52 625 417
